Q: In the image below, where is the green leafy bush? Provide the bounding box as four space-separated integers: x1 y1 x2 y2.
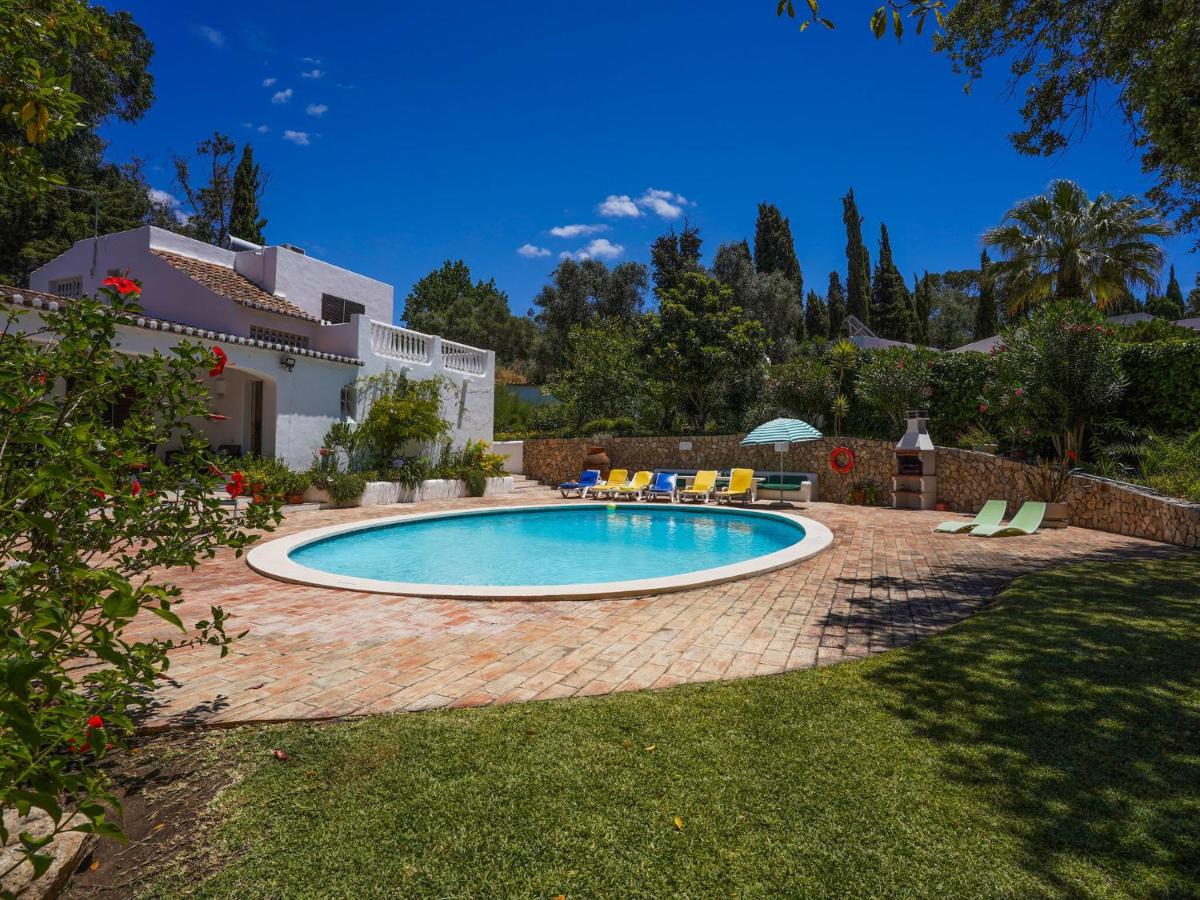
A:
0 285 279 885
1137 430 1200 502
464 468 488 497
356 372 449 465
1117 339 1200 433
325 471 371 506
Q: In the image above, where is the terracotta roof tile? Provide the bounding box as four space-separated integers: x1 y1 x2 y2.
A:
1 285 362 366
151 249 317 321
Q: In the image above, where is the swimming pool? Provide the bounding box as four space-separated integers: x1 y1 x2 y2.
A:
248 504 833 600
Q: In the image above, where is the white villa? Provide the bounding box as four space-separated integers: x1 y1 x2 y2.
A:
2 226 495 469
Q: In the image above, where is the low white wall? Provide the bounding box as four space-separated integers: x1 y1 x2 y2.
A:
493 440 524 474
359 476 513 507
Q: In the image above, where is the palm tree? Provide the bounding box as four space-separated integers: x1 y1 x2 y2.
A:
983 180 1172 315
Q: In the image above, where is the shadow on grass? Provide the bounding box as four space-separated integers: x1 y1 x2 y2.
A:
866 555 1200 893
823 541 1182 646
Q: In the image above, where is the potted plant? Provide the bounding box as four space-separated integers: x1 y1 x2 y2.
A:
279 469 311 505
851 480 879 505
1022 453 1076 528
960 423 998 455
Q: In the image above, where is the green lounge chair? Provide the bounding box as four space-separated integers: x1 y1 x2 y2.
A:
971 501 1047 537
934 499 1007 534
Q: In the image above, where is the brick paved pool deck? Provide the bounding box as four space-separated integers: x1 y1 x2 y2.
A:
132 490 1179 729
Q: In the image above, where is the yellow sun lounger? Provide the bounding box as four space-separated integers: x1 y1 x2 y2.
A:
678 470 718 504
610 470 652 499
715 468 755 505
591 469 629 499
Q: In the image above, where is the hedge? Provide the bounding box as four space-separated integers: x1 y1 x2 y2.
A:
1117 340 1200 433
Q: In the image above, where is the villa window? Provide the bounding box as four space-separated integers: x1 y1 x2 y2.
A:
339 384 358 419
249 325 310 349
50 276 83 299
321 293 366 324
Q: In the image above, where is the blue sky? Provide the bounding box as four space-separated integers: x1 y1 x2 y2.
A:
101 1 1197 322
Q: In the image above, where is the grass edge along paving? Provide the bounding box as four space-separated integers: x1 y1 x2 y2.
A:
139 556 1200 899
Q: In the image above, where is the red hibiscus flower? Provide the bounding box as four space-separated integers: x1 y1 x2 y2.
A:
87 715 104 729
1067 450 1077 462
102 275 141 296
225 471 246 498
91 489 107 500
130 477 142 497
209 346 229 377
207 413 229 421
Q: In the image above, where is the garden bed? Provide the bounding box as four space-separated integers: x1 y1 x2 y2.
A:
359 476 513 507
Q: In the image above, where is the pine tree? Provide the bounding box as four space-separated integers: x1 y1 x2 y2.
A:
911 272 932 345
870 223 914 341
842 189 871 326
228 145 267 244
974 250 999 339
650 222 704 296
826 271 847 337
753 203 803 296
804 290 829 341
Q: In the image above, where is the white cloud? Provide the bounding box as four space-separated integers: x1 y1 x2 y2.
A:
262 77 277 87
148 188 179 208
282 130 312 146
191 24 226 48
517 244 552 258
271 88 293 104
597 194 641 218
301 68 324 79
561 238 625 261
549 223 609 238
637 188 691 219
305 103 328 117
257 124 270 133
302 56 322 64
148 188 188 223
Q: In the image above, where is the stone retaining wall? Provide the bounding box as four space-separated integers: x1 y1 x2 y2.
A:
523 435 1200 548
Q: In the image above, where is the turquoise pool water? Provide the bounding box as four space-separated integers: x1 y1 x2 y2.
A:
289 505 807 587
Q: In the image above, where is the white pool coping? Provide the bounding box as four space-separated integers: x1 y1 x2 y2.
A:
246 502 834 601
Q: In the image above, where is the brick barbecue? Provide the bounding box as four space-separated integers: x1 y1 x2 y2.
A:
892 410 938 510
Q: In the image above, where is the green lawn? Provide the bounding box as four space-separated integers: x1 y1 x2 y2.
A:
153 557 1200 898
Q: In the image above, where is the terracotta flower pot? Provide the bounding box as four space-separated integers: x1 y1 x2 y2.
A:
1043 500 1070 529
285 492 305 505
583 446 611 479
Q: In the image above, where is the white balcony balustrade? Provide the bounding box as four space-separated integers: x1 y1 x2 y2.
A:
440 339 489 376
370 321 433 364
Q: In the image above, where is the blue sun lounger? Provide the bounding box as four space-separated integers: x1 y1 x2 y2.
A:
642 471 677 502
559 469 601 498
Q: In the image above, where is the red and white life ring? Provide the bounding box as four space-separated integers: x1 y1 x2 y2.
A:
830 446 856 474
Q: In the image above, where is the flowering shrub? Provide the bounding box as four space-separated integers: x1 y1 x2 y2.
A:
991 301 1126 459
0 284 279 885
854 346 937 429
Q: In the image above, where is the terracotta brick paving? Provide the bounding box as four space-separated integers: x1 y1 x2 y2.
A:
131 491 1179 729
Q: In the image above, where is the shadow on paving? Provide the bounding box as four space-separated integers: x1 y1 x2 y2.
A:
866 555 1200 894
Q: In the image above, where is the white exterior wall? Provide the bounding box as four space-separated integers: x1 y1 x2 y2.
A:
22 228 495 470
242 246 392 323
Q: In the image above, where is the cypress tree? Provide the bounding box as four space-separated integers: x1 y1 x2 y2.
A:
911 272 932 346
1166 264 1185 307
842 189 871 327
804 289 830 341
753 203 803 297
974 249 999 339
870 223 914 341
827 271 847 337
228 145 267 244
